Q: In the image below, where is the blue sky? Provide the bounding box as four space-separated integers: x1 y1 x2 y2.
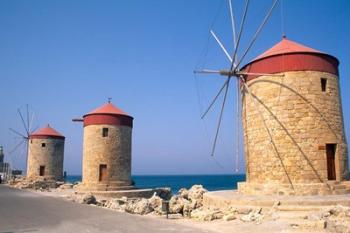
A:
0 0 349 175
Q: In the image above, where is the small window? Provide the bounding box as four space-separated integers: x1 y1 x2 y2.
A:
41 143 46 147
39 166 45 176
321 78 327 92
102 128 109 137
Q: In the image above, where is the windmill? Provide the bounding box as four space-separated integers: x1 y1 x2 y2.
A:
194 0 281 173
9 104 37 174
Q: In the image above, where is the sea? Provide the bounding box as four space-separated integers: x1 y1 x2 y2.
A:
65 174 246 194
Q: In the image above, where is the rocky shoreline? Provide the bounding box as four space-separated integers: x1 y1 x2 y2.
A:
7 177 350 233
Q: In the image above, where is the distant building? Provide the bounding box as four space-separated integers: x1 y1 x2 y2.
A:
0 146 10 176
27 125 65 181
0 146 4 164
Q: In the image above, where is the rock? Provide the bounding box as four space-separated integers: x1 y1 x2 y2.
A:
322 211 331 218
326 219 350 233
240 208 263 224
306 212 323 221
116 196 128 205
224 207 237 214
104 197 128 211
187 185 207 207
293 220 327 230
59 183 73 189
177 188 189 199
223 213 236 221
125 198 153 215
96 199 107 207
264 201 280 220
169 196 188 214
80 193 96 205
222 207 238 220
272 201 281 209
190 208 223 221
183 200 197 217
13 179 57 190
149 194 163 214
56 181 65 187
212 211 224 220
329 205 350 218
237 207 253 215
168 185 207 216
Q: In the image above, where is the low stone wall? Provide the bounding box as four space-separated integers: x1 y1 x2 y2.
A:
238 181 350 196
76 187 171 199
203 190 350 211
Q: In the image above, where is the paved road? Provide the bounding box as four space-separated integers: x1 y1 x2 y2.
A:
0 185 212 233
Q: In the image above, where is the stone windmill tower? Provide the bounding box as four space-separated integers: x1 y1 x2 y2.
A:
195 0 349 195
74 101 134 191
237 37 349 195
27 125 65 181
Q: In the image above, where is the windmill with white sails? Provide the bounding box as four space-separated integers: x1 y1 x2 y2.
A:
195 0 349 195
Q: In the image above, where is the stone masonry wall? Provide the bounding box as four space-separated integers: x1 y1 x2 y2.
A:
241 71 348 194
27 138 64 181
81 124 132 191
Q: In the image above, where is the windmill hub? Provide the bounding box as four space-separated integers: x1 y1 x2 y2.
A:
219 69 240 78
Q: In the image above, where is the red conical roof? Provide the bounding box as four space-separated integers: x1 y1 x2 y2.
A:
241 37 339 81
30 125 65 139
83 102 133 127
253 37 324 61
85 103 130 117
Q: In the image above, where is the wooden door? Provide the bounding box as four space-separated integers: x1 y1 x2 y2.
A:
99 164 107 182
326 144 336 180
39 166 45 176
